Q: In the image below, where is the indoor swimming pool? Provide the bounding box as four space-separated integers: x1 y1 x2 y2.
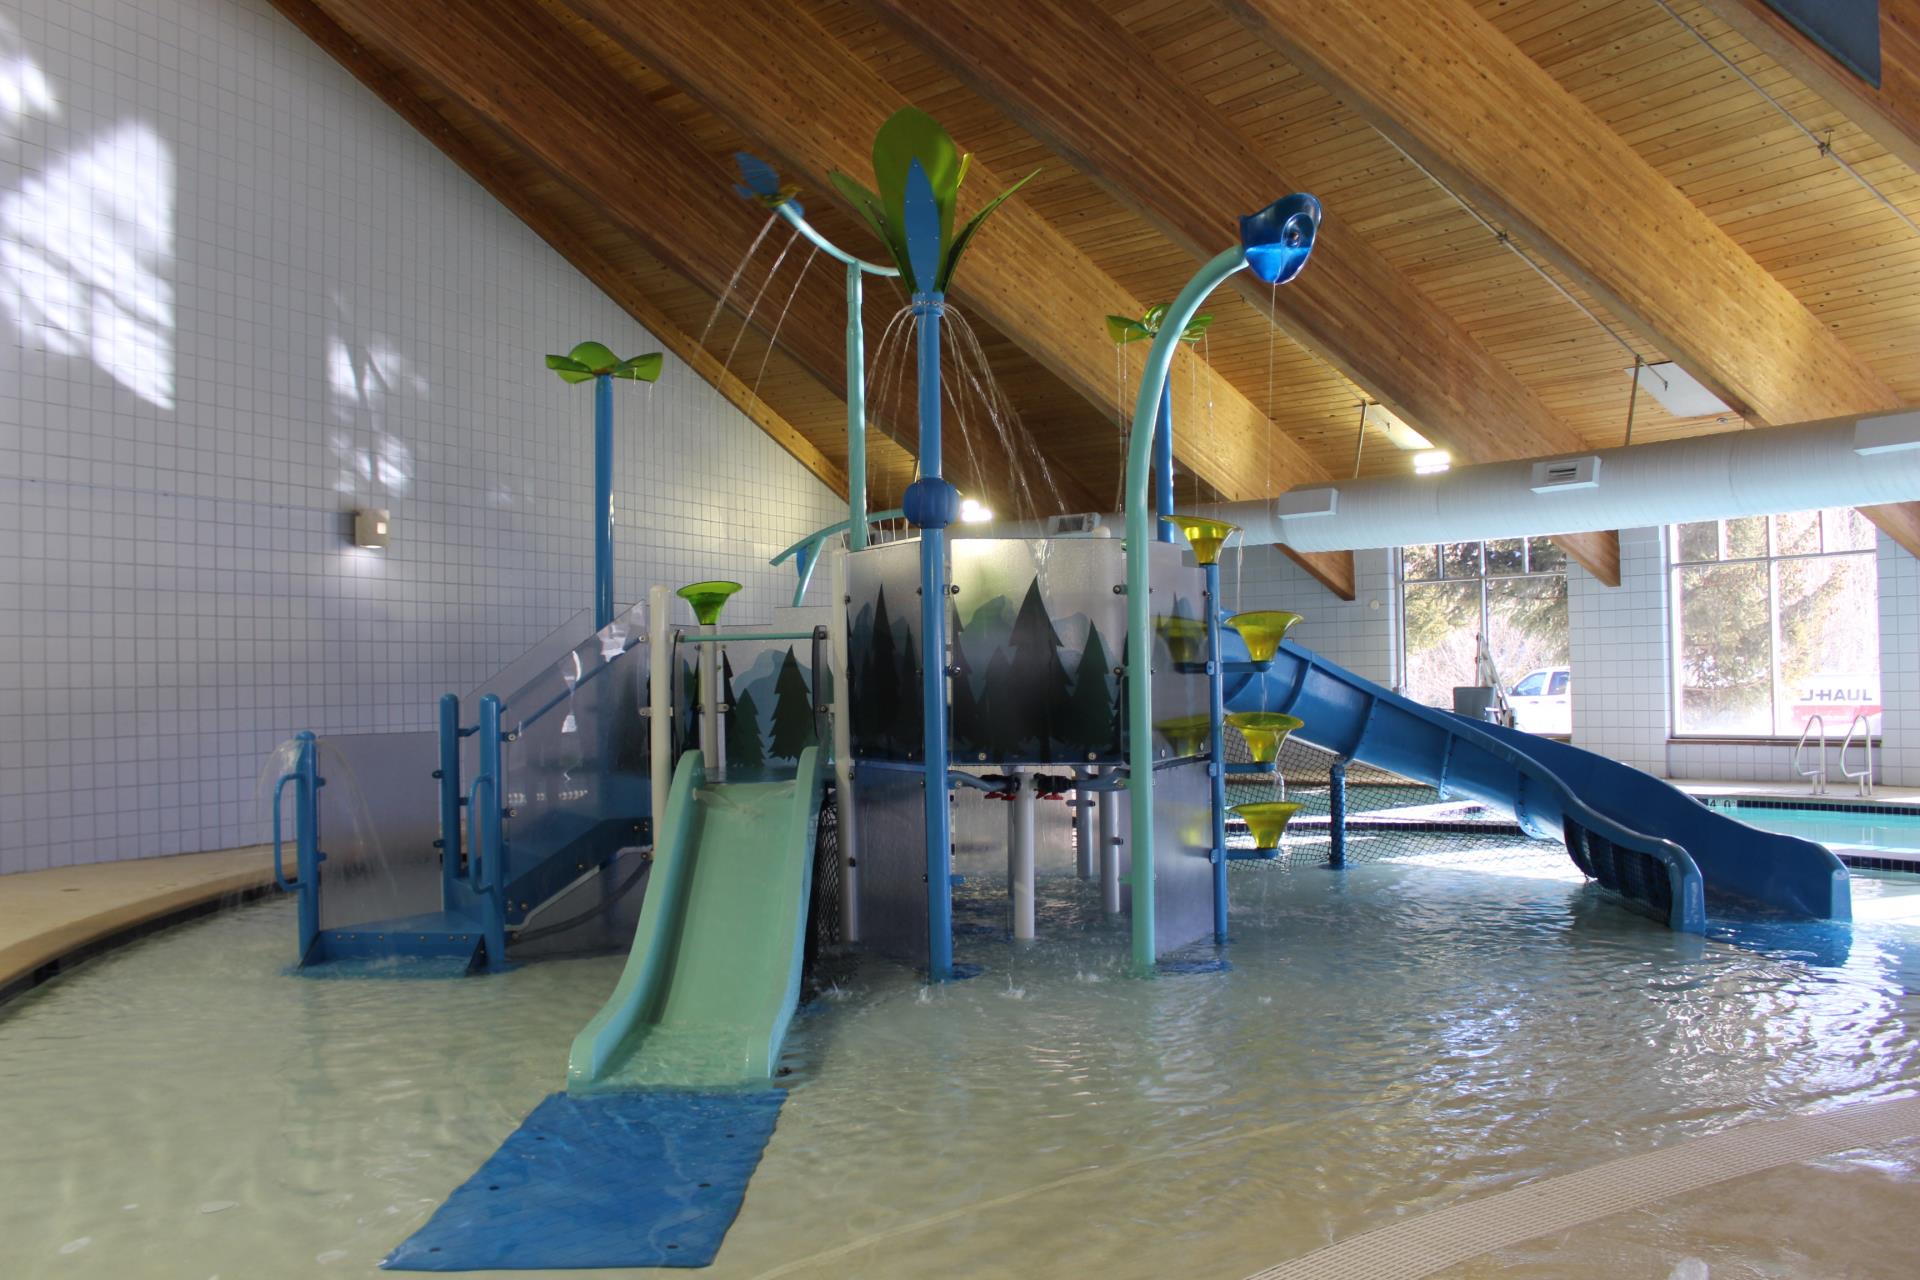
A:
1704 799 1920 859
3 854 1918 1279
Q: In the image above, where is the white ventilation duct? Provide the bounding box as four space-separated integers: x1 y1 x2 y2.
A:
1196 410 1920 552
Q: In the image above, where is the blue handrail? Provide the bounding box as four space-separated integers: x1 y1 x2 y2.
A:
466 773 495 890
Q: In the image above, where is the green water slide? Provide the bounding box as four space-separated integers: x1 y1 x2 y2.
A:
567 746 824 1091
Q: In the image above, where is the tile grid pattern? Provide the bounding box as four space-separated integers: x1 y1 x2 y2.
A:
0 0 843 873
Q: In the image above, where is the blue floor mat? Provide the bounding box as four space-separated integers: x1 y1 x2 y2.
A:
384 1090 785 1271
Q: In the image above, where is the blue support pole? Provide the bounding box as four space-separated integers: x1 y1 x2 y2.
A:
1154 376 1175 544
436 693 461 903
1329 759 1348 869
476 694 509 971
1205 560 1229 942
593 373 615 631
293 730 322 964
906 293 957 982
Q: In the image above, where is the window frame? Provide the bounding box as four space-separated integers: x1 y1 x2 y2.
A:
1396 537 1572 736
1665 513 1881 743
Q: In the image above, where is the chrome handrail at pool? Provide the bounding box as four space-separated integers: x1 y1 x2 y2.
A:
1793 715 1827 796
1840 713 1874 798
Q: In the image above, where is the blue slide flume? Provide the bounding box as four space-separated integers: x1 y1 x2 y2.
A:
1226 639 1850 930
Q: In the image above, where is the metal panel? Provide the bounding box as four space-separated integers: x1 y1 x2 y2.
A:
949 537 1129 766
313 731 441 930
852 763 929 967
1147 540 1211 762
846 539 934 762
1150 758 1215 954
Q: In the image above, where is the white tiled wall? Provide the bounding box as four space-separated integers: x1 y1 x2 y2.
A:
1239 527 1920 788
1229 545 1397 688
0 0 844 873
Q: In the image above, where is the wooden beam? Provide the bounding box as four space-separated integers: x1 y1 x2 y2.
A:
1700 0 1920 175
1219 0 1903 429
1554 529 1621 589
308 0 1084 514
1860 501 1920 560
1281 547 1357 601
565 0 1333 507
862 0 1622 587
267 0 850 498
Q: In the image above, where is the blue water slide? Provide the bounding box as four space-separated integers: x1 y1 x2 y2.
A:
1225 639 1850 930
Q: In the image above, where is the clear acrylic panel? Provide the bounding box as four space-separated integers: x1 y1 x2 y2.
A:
497 606 652 904
949 537 1128 766
310 731 441 930
846 538 934 762
462 607 603 721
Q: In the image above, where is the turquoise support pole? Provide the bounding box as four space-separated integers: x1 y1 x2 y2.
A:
593 373 614 631
847 263 869 551
1154 376 1175 544
909 292 956 981
1124 248 1246 974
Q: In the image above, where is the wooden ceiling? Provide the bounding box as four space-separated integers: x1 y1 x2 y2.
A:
273 0 1920 593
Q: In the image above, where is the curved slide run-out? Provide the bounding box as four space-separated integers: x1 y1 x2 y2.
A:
568 746 824 1091
1226 640 1849 931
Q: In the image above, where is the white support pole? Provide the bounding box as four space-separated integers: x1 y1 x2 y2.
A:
1011 770 1036 940
647 585 671 838
1099 785 1122 916
700 621 722 784
1074 771 1095 879
829 549 861 942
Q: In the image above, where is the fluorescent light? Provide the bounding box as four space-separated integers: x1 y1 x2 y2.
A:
959 497 993 524
1412 450 1451 475
1363 404 1434 452
1629 362 1732 418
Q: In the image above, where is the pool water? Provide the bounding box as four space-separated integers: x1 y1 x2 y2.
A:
1705 800 1920 855
3 856 1920 1279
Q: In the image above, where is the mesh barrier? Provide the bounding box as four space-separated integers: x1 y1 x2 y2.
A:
1223 732 1571 872
803 788 843 993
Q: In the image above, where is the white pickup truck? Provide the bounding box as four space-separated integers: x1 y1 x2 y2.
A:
1507 667 1572 736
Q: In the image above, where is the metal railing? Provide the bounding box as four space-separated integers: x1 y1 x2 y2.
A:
1792 715 1827 795
1840 713 1875 798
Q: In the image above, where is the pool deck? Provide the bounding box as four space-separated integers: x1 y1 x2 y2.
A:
0 846 278 1003
1677 777 1920 806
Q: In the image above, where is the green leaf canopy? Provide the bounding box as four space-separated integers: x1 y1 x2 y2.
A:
545 340 664 384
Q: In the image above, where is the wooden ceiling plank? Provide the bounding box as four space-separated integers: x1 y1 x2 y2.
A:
308 0 1080 515
265 0 851 498
1217 0 1901 430
1699 0 1920 175
562 0 1338 511
861 0 1625 586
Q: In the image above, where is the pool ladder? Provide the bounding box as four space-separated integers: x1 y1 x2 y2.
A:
1793 715 1827 795
1840 712 1875 798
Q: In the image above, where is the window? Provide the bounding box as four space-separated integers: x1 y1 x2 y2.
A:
1668 509 1881 738
1399 537 1571 734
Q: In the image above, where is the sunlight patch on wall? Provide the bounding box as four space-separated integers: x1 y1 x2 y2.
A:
0 19 56 135
325 332 422 494
1 120 176 407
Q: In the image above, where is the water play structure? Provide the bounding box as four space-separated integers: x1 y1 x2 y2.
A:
263 107 1851 1269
